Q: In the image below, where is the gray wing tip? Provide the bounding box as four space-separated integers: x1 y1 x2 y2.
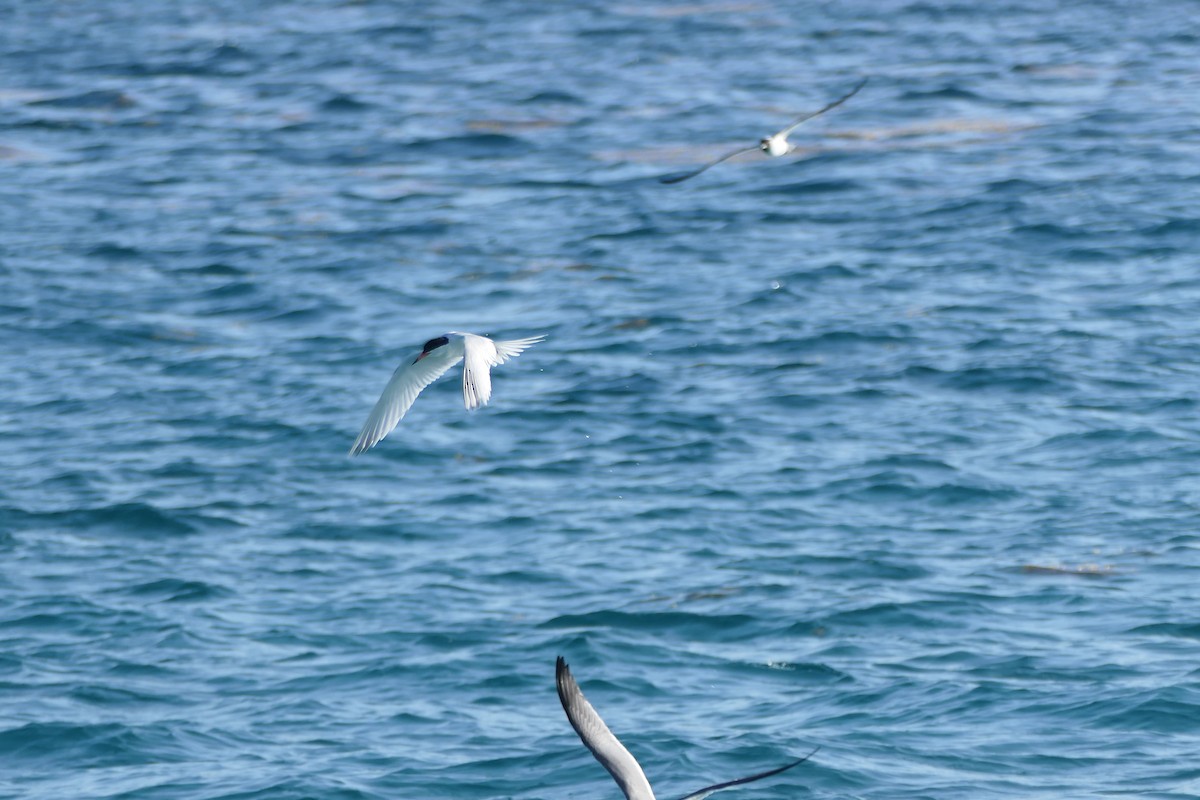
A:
675 745 821 800
556 656 587 724
776 745 821 773
556 655 574 699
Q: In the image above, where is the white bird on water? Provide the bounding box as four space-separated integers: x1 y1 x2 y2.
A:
661 77 868 185
556 657 818 800
348 331 545 455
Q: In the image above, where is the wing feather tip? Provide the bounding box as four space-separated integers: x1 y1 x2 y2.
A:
555 656 576 703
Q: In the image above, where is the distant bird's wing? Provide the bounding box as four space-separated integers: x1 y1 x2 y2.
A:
348 347 462 455
776 77 868 138
557 657 657 800
660 144 760 185
674 747 820 800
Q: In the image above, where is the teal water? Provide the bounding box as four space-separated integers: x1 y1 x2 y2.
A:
2 1 1199 798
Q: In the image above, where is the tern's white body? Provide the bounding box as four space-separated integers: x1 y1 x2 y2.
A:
762 134 793 157
348 331 544 455
555 657 815 800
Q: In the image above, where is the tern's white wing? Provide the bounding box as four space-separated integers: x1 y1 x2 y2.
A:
348 347 462 455
557 657 656 800
776 77 868 138
492 334 546 364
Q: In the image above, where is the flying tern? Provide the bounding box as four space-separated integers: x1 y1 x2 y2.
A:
348 331 545 455
556 657 818 800
660 77 868 185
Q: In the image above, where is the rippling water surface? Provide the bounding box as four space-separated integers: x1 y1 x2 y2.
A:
3 2 1200 798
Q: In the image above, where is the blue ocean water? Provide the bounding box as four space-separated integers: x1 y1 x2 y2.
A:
2 1 1200 798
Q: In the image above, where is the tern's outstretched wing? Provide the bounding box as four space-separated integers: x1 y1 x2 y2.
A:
492 334 546 364
557 657 657 800
348 347 462 455
660 144 760 184
777 77 868 138
675 746 819 800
